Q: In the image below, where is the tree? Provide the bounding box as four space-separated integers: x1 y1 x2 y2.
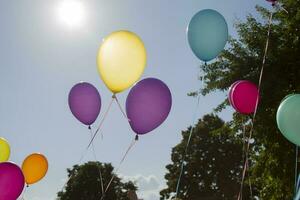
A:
193 1 300 199
160 114 252 200
57 161 137 200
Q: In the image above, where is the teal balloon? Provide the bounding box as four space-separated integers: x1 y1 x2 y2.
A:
276 94 300 146
187 9 228 62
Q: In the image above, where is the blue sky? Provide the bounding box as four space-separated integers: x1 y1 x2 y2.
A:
0 0 271 199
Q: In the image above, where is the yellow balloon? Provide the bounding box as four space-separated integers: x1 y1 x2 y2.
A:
0 137 10 162
22 153 48 185
97 30 147 93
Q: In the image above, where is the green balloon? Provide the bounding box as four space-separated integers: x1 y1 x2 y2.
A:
276 94 300 146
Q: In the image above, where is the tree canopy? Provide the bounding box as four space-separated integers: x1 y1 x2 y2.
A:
160 114 251 200
57 161 137 200
163 1 300 199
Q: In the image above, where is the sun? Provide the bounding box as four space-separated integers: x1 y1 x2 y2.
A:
57 0 86 28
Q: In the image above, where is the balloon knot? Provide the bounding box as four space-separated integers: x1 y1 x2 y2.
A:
204 62 207 66
26 184 29 188
135 135 139 141
88 125 91 130
112 94 116 99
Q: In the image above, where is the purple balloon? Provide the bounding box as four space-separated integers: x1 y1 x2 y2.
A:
0 162 25 200
126 78 172 135
68 82 101 126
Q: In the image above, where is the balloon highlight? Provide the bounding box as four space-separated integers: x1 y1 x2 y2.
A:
97 30 147 93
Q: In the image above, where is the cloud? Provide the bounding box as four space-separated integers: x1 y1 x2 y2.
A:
121 174 163 200
28 196 56 200
141 192 160 200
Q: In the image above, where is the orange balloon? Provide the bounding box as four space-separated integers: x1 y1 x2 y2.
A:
22 153 48 185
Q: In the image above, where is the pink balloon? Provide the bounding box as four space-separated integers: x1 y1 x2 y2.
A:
228 80 242 110
229 80 259 114
0 162 25 200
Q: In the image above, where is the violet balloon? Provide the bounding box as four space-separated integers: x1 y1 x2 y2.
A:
68 82 101 126
229 80 259 114
0 162 25 200
126 78 172 135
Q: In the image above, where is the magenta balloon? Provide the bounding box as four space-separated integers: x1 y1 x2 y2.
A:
0 162 25 200
68 82 101 126
228 80 242 110
126 78 172 135
230 80 259 114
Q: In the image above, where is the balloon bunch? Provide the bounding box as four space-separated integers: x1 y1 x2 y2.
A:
68 30 172 137
225 4 289 199
67 30 172 198
188 9 260 115
0 138 48 200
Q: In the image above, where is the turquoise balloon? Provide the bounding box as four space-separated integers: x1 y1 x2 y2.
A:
276 94 300 146
187 9 228 62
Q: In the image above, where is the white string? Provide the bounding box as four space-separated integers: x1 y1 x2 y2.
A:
100 136 138 200
114 95 131 122
295 146 299 194
174 71 204 199
87 97 114 149
89 128 105 196
237 11 273 200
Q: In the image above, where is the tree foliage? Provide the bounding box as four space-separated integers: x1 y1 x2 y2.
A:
163 1 300 199
57 161 137 200
160 114 252 200
196 1 299 199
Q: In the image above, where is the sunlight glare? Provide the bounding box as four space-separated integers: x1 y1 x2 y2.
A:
58 0 86 28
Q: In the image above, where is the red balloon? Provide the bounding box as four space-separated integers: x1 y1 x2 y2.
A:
228 80 260 114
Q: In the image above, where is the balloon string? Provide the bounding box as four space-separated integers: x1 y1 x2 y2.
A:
295 146 299 194
87 97 114 149
89 128 105 196
237 11 273 200
239 117 253 200
114 95 131 122
59 149 88 193
59 125 107 193
100 135 138 200
174 87 202 199
239 117 246 200
295 190 300 200
59 133 95 193
60 95 125 195
273 2 289 14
